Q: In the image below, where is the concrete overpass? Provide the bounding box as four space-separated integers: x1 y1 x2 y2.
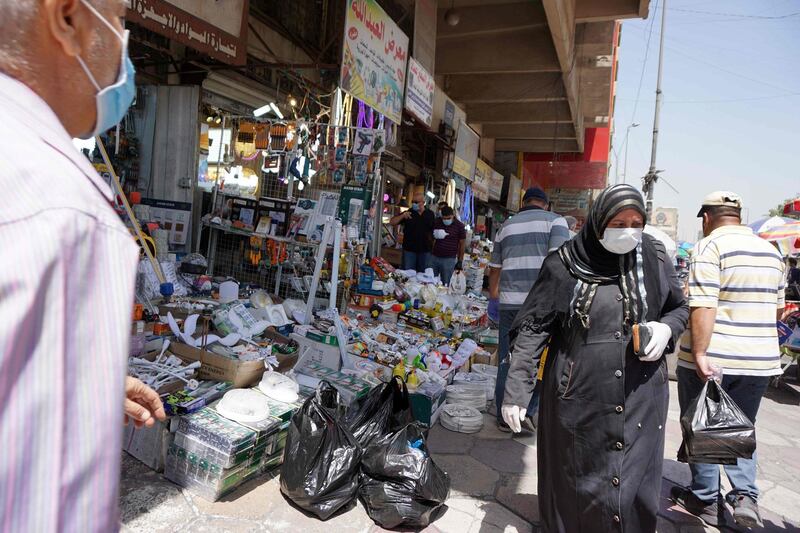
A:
435 0 649 154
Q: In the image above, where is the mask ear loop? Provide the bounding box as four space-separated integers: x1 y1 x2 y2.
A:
80 0 125 41
75 0 129 92
76 55 102 91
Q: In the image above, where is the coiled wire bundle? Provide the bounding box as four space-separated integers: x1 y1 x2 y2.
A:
454 371 493 400
445 383 487 412
440 404 484 434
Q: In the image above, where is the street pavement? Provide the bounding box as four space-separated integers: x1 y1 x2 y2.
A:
120 378 800 533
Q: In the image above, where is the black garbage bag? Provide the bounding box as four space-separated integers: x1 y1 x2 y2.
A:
280 382 363 519
359 423 450 529
678 379 756 465
345 376 413 448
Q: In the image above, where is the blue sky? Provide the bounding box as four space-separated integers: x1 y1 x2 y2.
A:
609 0 800 241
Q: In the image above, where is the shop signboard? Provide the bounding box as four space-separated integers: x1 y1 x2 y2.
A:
507 174 521 213
340 0 409 124
413 0 437 74
128 0 248 65
547 188 591 213
452 122 479 182
652 207 679 242
473 159 491 202
489 170 504 201
140 198 192 245
444 101 455 128
404 57 435 127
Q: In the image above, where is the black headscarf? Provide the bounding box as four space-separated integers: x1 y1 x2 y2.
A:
562 184 647 279
557 184 659 328
510 184 667 341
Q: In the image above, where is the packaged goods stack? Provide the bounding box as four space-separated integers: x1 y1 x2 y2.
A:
165 393 300 501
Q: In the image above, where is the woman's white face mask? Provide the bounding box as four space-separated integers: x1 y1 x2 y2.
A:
600 228 643 254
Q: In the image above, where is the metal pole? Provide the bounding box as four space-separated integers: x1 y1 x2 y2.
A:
622 123 638 183
210 115 226 214
644 0 667 218
285 152 295 199
623 127 631 184
303 216 333 325
329 220 343 310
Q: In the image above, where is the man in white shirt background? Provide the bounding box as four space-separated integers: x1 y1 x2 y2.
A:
0 1 164 531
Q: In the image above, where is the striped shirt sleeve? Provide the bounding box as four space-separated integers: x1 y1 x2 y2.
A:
688 243 721 307
547 217 570 251
778 264 786 308
489 229 503 268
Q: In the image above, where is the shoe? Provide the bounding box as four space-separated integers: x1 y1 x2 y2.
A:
670 486 724 527
496 419 513 433
730 494 762 528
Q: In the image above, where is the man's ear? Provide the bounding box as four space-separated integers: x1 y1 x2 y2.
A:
42 0 92 58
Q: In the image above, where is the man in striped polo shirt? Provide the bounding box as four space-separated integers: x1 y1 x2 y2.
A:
672 191 785 528
489 187 570 431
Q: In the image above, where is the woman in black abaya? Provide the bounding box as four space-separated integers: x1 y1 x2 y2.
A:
502 184 688 533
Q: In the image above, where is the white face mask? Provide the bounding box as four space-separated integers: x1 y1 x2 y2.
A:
600 228 643 255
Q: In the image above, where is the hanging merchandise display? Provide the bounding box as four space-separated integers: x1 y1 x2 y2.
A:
460 184 475 227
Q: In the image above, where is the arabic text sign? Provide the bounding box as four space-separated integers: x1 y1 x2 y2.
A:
547 188 591 212
473 159 491 202
404 57 434 127
341 0 409 124
489 170 504 201
453 122 479 181
128 0 248 65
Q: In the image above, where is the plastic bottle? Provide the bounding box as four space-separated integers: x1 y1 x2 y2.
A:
392 360 406 380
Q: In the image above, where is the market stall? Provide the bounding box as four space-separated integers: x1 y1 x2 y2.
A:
123 210 500 524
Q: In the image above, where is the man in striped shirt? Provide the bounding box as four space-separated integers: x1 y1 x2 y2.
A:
0 1 164 531
672 191 785 528
489 187 570 431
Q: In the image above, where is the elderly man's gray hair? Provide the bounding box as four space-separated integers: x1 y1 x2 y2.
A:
0 0 115 71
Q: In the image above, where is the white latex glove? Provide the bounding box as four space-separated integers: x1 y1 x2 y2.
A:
501 404 527 433
641 321 672 361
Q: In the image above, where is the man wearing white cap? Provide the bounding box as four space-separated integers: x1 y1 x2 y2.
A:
671 191 785 528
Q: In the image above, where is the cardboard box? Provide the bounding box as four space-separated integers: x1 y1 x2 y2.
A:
410 389 448 427
290 333 342 371
398 310 434 331
471 347 498 367
123 419 173 472
169 343 266 389
409 370 456 426
292 359 371 405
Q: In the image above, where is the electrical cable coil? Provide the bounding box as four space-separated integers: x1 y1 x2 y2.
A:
453 371 494 401
440 404 484 434
445 384 487 412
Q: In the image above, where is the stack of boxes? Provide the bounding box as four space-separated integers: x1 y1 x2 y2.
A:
165 390 301 501
292 359 371 405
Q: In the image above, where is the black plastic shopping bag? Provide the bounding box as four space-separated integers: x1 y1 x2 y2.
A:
280 382 363 519
359 424 450 529
345 376 413 448
678 379 756 465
